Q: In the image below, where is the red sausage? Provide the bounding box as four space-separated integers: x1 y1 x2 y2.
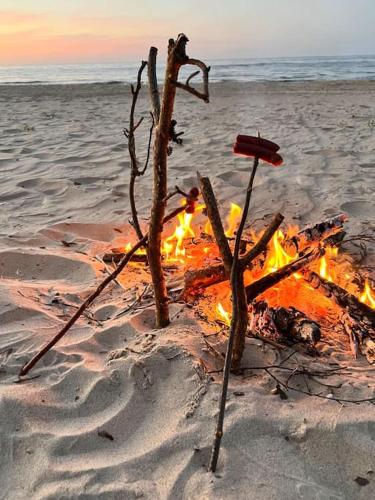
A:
236 135 280 152
233 142 283 166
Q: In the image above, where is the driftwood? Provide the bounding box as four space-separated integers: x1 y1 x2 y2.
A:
148 34 210 327
198 174 233 273
249 301 321 345
183 214 346 295
245 247 324 302
302 271 375 324
19 192 198 378
303 270 374 361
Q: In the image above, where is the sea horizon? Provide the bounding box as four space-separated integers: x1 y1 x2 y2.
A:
1 54 374 85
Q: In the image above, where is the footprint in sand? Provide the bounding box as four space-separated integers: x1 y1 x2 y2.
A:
340 200 374 219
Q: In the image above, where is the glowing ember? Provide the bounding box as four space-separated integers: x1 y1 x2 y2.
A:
360 279 375 309
217 302 231 326
225 203 242 238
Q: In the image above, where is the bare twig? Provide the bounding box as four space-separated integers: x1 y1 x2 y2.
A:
147 47 160 123
126 60 154 240
173 58 210 103
198 173 233 274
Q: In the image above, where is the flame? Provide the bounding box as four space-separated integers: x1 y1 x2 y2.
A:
216 302 231 326
163 211 195 263
266 229 298 273
225 203 242 238
360 279 375 309
318 247 338 282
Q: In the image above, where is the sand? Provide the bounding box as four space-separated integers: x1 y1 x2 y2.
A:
0 80 374 499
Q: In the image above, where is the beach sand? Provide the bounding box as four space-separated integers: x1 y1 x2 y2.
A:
0 81 374 499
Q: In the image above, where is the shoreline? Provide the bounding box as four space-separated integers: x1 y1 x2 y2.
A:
1 79 375 100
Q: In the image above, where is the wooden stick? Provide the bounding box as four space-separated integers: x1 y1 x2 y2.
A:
18 202 191 378
209 157 259 473
198 173 233 274
240 213 284 268
183 214 343 295
302 271 375 323
245 247 324 302
182 213 284 297
147 47 160 124
148 34 210 328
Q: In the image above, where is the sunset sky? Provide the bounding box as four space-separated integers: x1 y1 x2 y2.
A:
1 0 374 65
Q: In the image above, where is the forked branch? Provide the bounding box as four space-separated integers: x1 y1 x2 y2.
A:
173 58 210 102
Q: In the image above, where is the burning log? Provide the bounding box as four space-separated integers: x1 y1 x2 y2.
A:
249 301 321 346
245 247 324 302
303 270 374 361
183 214 347 296
283 213 348 253
302 271 375 324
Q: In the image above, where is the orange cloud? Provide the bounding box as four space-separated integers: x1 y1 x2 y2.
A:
0 9 168 64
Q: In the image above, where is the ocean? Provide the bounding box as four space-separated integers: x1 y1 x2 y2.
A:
0 55 374 85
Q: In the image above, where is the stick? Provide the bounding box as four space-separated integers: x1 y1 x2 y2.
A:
125 60 154 240
245 247 324 302
198 173 233 274
302 271 375 324
240 213 284 268
148 34 209 327
18 201 193 378
209 157 259 473
147 47 160 124
182 213 284 298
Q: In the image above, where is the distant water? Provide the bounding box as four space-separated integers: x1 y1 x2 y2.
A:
0 55 374 85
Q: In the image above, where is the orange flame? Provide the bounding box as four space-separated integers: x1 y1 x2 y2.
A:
225 203 242 238
359 279 375 309
318 247 338 282
216 302 231 326
266 229 298 273
163 211 195 263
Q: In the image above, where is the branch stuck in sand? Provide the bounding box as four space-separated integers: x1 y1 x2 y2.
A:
147 34 210 328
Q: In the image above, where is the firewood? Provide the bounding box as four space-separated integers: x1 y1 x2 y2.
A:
198 173 233 273
283 213 348 253
246 247 324 302
302 271 375 324
102 252 148 264
249 301 321 345
183 214 346 295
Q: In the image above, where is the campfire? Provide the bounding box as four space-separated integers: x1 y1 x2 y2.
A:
110 202 374 364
